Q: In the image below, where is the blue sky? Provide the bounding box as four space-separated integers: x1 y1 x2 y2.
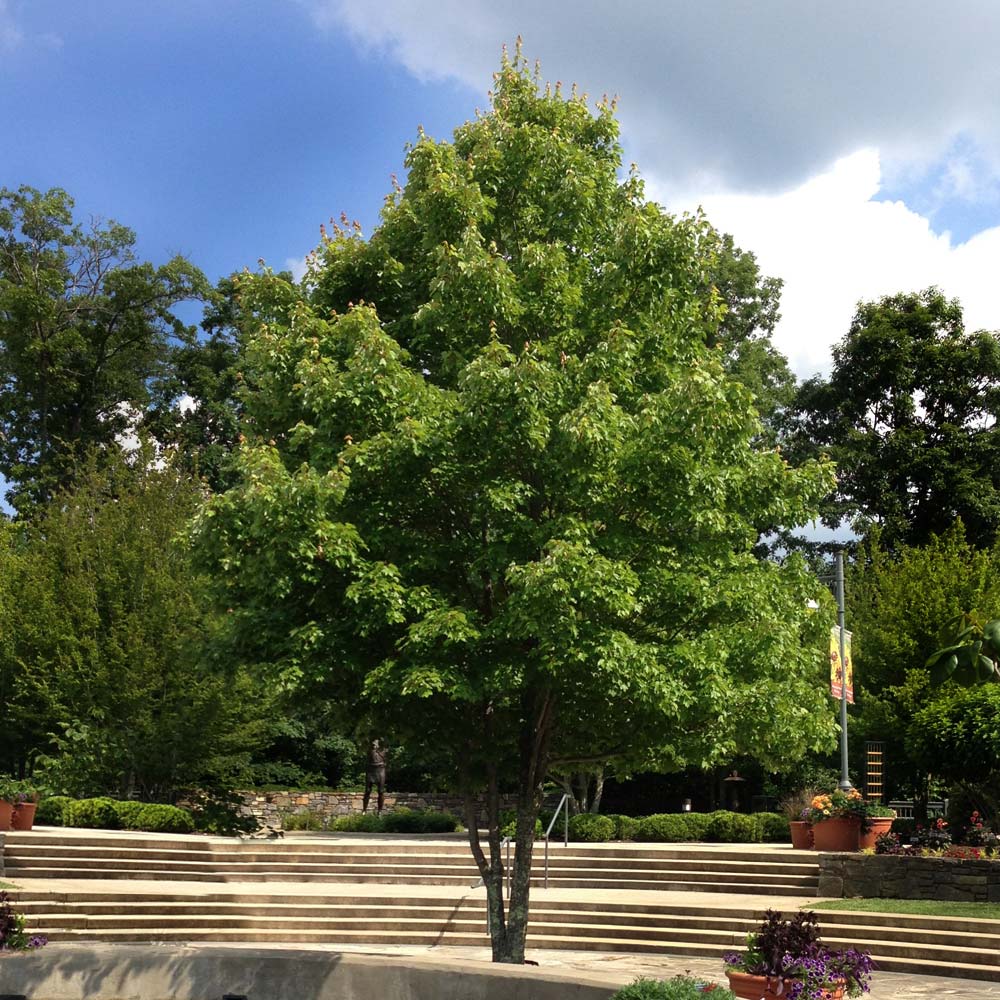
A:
4 1 1000 377
1 2 474 288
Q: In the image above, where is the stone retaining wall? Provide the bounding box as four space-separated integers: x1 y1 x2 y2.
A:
237 790 518 830
818 851 1000 902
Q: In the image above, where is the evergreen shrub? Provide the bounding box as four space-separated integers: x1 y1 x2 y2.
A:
568 813 615 842
611 814 640 840
35 796 71 826
756 812 791 842
63 797 121 829
705 811 763 843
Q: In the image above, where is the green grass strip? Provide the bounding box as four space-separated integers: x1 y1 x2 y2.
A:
810 898 1000 919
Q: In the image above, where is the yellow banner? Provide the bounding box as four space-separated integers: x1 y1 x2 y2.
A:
830 626 854 704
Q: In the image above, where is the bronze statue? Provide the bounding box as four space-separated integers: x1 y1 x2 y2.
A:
362 738 388 815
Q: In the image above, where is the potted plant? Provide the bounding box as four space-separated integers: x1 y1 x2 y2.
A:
724 910 873 999
807 789 868 851
10 781 39 831
779 789 817 850
857 803 896 850
0 777 17 832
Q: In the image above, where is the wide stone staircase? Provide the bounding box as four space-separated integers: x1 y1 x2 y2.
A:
5 829 1000 982
2 831 818 894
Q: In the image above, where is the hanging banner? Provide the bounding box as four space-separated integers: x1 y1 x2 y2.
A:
830 626 854 704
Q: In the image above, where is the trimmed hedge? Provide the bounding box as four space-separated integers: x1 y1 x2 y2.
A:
568 813 616 842
64 797 121 830
756 812 791 842
35 795 71 826
705 811 762 843
49 797 194 834
329 808 462 834
632 811 774 844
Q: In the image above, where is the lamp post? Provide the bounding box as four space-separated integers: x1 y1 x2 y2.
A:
812 550 852 791
834 550 852 791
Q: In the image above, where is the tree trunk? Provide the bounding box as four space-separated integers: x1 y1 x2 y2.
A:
464 688 554 963
588 766 605 814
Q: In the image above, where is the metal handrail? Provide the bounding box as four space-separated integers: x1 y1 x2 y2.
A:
543 793 571 889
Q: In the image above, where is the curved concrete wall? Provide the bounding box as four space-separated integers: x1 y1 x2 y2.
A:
0 945 618 1000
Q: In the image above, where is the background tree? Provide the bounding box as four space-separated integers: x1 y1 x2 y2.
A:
193 52 836 963
709 233 795 440
846 522 1000 811
145 275 246 493
794 288 1000 549
0 185 208 513
0 446 278 799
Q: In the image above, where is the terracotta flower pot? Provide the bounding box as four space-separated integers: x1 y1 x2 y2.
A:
0 800 11 831
812 816 861 852
727 971 845 1000
11 801 36 831
790 820 814 849
858 816 894 850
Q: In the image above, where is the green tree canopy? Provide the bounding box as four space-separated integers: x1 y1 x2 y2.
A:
193 51 836 963
794 288 1000 549
0 447 275 798
847 522 1000 802
0 185 208 513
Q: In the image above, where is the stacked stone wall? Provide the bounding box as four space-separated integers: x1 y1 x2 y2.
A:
818 852 1000 902
237 790 518 830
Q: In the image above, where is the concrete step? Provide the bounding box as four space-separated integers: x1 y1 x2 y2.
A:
14 883 999 982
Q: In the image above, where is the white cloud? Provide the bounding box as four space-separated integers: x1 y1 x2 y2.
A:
303 0 1000 198
660 150 1000 377
0 0 24 51
297 1 1000 374
285 256 308 282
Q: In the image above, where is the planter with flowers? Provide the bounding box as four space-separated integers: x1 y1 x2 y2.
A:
724 910 873 1000
779 789 817 850
807 789 873 852
857 803 896 850
0 778 17 832
10 782 39 831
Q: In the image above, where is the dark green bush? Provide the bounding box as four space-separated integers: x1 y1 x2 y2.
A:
891 817 917 838
756 812 790 842
35 796 70 826
500 808 543 839
188 791 257 836
705 811 763 843
610 976 734 999
131 803 194 834
63 797 121 830
327 808 461 833
330 811 382 832
634 812 713 842
281 809 326 832
57 797 194 833
610 814 640 840
114 800 148 829
568 813 615 842
379 807 461 833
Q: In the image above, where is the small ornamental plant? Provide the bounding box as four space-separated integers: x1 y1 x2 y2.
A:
0 892 47 951
723 910 874 999
911 817 951 849
965 811 999 849
807 789 867 826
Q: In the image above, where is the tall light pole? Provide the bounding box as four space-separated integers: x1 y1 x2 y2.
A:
835 550 852 791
